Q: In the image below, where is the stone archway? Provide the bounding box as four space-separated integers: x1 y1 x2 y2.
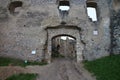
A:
45 25 84 63
51 35 76 60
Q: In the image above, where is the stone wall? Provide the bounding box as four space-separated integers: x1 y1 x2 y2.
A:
110 0 120 54
82 0 111 60
0 0 112 62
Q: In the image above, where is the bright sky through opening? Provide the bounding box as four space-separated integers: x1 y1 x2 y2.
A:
61 36 74 40
87 7 97 21
59 6 70 11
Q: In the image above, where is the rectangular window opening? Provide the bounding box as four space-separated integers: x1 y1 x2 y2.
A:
86 2 98 22
87 7 97 21
59 1 70 11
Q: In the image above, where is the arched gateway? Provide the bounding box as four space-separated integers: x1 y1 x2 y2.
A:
45 25 84 63
51 35 76 60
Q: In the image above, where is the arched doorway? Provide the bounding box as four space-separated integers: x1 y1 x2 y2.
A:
51 35 76 61
45 25 84 63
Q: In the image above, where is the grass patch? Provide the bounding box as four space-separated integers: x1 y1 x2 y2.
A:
0 57 47 67
6 73 37 80
83 54 120 80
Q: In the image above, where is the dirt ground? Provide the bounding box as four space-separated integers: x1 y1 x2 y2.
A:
0 58 96 80
0 66 26 80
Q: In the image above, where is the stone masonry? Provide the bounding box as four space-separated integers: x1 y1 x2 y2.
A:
0 0 118 63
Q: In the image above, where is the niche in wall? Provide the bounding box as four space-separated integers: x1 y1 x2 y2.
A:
8 1 23 14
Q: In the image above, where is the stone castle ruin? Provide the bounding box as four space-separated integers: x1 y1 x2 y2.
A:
0 0 120 63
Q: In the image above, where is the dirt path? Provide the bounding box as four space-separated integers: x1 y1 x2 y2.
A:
0 58 96 80
26 58 96 80
0 66 27 80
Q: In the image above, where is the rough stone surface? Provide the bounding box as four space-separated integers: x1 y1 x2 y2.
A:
110 10 120 54
0 0 118 62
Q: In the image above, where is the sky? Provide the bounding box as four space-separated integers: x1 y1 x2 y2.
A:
59 6 70 11
61 36 74 40
87 7 97 21
59 6 97 21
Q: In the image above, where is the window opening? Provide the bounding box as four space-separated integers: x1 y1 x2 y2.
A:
86 2 98 22
87 7 97 21
9 1 23 14
58 1 70 19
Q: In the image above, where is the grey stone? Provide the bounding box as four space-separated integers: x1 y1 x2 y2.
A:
0 0 118 63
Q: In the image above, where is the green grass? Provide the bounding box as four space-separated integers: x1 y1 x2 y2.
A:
83 54 120 80
6 73 37 80
0 57 47 67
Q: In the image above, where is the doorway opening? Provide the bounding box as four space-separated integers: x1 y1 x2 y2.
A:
51 35 76 60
